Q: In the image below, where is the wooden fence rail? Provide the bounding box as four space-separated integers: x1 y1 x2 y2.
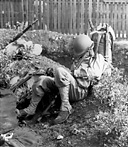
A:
0 0 128 39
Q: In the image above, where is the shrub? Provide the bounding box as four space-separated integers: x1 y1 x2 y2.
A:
91 69 128 147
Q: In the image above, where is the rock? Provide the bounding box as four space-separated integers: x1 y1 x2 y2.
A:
16 38 27 45
5 43 18 56
24 41 33 49
10 76 20 86
57 135 64 140
30 44 42 55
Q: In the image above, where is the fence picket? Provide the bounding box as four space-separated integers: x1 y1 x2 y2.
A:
6 0 10 23
111 2 115 29
53 0 57 31
106 2 109 24
14 0 18 24
100 0 103 24
28 0 33 25
69 0 72 34
103 2 106 23
0 0 2 28
80 0 84 33
89 0 92 20
5 0 8 25
49 0 54 31
84 0 88 34
120 2 123 38
38 0 42 29
61 0 65 33
64 0 68 33
57 0 61 32
46 0 49 30
117 3 121 38
25 0 28 23
92 0 97 26
114 2 117 38
2 0 6 27
76 0 80 34
35 0 39 29
122 2 126 38
10 0 14 27
72 0 76 34
96 0 100 25
21 0 24 22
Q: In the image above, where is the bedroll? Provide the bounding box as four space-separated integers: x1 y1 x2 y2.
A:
0 89 18 134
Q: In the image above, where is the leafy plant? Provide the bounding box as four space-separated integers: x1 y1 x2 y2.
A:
91 69 128 147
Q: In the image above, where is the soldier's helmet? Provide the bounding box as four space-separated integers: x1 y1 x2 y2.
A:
73 34 94 56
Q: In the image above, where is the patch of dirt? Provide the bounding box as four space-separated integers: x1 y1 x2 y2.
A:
27 100 100 147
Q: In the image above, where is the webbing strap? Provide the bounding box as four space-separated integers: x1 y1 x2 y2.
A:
94 31 105 59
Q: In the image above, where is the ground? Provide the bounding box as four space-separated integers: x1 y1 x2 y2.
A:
0 29 128 147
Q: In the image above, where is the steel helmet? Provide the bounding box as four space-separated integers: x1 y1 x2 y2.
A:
73 34 94 56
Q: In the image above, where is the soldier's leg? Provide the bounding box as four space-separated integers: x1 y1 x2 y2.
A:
53 67 85 124
17 76 57 117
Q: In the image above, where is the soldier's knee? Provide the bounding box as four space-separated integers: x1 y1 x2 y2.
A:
32 82 44 96
55 67 63 74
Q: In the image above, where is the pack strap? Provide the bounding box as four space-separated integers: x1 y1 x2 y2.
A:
93 31 105 60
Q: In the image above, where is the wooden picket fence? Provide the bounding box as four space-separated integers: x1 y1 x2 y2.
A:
0 0 128 39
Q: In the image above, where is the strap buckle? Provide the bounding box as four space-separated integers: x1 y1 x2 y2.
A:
1 133 13 141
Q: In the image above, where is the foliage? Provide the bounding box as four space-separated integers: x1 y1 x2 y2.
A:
90 69 128 147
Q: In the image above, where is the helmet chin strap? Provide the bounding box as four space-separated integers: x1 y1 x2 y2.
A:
73 50 92 70
88 42 95 57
